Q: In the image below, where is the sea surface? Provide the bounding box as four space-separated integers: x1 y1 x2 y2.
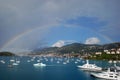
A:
0 56 118 80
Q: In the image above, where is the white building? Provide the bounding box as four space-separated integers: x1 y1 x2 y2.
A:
116 51 120 54
104 50 108 52
106 51 111 54
111 51 115 54
95 52 102 55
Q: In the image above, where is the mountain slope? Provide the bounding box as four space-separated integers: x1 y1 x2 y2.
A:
32 42 120 54
0 52 15 56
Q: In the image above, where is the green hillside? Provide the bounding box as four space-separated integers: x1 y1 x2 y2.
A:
32 42 120 55
0 52 15 56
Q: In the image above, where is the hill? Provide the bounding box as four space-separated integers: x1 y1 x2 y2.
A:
103 42 120 49
32 42 120 55
0 52 15 56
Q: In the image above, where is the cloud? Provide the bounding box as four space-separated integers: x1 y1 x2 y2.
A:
85 37 100 44
0 0 120 51
52 40 65 47
52 40 76 47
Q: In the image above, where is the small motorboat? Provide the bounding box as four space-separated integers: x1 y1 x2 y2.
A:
33 63 46 67
12 63 19 66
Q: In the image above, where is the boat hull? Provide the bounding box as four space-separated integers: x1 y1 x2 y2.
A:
78 66 102 71
33 63 46 67
91 72 120 80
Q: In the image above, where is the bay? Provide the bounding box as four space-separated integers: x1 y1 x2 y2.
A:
0 56 117 80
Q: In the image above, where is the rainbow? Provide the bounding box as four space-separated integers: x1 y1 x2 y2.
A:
1 26 113 49
2 29 34 49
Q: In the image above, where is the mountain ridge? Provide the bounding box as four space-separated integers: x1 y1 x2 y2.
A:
32 42 120 55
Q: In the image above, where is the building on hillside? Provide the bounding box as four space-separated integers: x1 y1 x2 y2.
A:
95 52 102 55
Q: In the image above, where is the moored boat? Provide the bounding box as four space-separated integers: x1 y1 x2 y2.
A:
77 60 102 71
91 68 120 80
33 63 46 67
114 64 120 71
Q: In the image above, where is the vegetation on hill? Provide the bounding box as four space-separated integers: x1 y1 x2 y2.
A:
103 42 120 50
85 53 120 60
57 43 103 54
33 42 120 55
31 42 120 60
0 52 15 56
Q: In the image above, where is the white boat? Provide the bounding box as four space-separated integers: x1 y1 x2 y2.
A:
10 59 19 66
27 60 31 62
75 61 78 64
114 64 120 71
108 60 113 63
37 60 40 62
91 68 120 80
63 62 67 64
0 60 5 64
16 60 20 63
10 59 15 62
57 61 60 63
33 63 46 67
77 60 102 71
12 63 19 66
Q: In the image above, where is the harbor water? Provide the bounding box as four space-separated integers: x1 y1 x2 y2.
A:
0 56 119 80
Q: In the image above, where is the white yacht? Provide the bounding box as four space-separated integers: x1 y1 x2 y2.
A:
33 63 46 67
91 68 120 80
77 60 102 71
114 64 120 71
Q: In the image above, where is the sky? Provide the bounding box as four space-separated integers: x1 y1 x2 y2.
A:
0 0 120 53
